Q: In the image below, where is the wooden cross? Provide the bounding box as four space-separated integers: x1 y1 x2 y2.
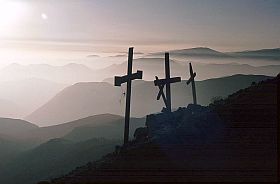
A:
155 76 167 105
186 62 197 105
154 53 181 112
114 47 143 145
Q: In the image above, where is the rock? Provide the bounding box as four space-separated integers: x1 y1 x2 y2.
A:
145 104 224 144
134 127 148 143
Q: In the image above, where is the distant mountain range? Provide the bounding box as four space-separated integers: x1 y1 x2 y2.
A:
0 47 278 93
1 47 278 84
1 61 278 119
0 138 119 184
150 47 231 58
0 74 277 184
227 48 280 60
0 78 67 117
25 82 121 126
99 58 280 81
0 114 145 184
0 47 278 183
0 47 278 120
0 63 98 84
0 114 145 161
0 99 24 118
98 47 280 81
23 114 144 144
0 118 38 167
26 74 272 126
0 118 38 137
149 47 280 60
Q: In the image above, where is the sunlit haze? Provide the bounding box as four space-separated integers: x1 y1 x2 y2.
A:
0 0 279 68
0 1 278 183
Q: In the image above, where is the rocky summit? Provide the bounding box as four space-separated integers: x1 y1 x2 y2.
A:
144 104 225 144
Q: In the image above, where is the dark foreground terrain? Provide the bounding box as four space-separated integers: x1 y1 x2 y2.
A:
46 74 278 183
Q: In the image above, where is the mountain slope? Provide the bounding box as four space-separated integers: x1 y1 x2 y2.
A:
150 47 231 58
0 63 96 84
0 114 145 184
98 59 280 81
228 48 280 60
0 138 119 184
49 75 278 183
0 99 24 118
0 136 25 167
150 47 280 60
23 114 122 142
98 57 183 81
0 78 67 117
0 118 38 137
22 114 145 144
0 118 38 167
25 83 121 126
26 74 272 126
62 116 145 142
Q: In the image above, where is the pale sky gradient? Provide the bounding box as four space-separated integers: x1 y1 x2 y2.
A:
0 0 279 65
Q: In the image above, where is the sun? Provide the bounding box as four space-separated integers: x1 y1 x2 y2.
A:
41 13 48 20
0 1 28 28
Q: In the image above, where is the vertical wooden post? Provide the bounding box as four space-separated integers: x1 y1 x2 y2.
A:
165 53 171 112
154 52 181 112
124 47 133 145
192 77 197 105
187 63 197 105
115 48 143 146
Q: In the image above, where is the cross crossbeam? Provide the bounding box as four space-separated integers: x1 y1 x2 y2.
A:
155 76 167 104
115 70 143 86
154 53 181 112
114 47 143 145
154 77 181 86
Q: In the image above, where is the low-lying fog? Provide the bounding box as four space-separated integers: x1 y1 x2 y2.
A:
0 47 279 123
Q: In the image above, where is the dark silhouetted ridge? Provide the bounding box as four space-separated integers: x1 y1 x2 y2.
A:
48 75 278 183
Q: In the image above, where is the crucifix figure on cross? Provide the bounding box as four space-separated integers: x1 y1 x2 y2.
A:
154 53 181 112
187 62 197 105
114 47 143 145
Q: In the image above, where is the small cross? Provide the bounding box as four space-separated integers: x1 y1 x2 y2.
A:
154 53 181 112
187 62 197 105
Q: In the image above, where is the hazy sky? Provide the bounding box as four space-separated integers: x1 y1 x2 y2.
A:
0 0 279 63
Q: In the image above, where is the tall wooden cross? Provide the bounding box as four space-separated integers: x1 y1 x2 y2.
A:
114 47 143 145
187 62 197 105
154 53 181 112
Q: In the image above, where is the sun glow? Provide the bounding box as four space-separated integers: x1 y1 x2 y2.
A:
41 13 48 20
0 1 28 31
